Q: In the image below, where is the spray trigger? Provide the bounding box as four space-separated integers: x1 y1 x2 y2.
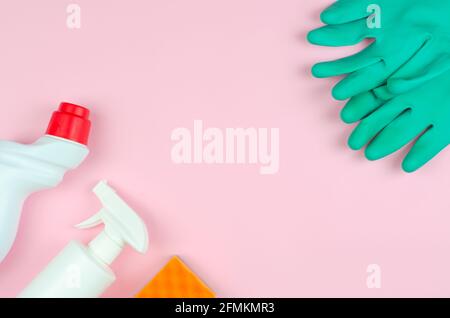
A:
73 180 149 265
75 210 103 229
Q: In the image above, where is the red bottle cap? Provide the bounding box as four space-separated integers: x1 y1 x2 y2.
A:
46 102 91 145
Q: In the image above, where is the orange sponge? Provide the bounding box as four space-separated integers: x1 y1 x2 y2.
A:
136 256 215 298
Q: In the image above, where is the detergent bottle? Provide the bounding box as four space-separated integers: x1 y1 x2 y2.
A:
19 180 149 298
0 102 91 262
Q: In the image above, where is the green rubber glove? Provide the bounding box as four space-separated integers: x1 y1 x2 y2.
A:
341 71 450 173
308 0 450 100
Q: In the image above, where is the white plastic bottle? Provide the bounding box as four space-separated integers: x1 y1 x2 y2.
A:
0 102 91 262
19 180 149 298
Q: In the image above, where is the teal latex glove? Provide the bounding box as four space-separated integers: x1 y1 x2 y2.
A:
308 0 450 100
341 71 450 172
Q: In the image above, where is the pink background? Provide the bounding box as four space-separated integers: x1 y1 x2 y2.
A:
1 0 450 298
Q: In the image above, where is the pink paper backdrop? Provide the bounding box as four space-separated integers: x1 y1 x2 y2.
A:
1 0 450 298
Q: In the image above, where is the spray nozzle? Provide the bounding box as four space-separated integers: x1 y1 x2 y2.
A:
75 180 149 265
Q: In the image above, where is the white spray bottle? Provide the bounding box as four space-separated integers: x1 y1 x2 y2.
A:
19 180 149 298
0 102 91 262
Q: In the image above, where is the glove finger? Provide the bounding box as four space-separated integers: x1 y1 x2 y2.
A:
332 61 387 100
348 97 407 150
402 128 449 173
331 37 425 99
320 0 373 25
372 85 395 100
341 90 384 124
308 20 372 47
388 54 450 94
312 43 380 78
365 111 429 160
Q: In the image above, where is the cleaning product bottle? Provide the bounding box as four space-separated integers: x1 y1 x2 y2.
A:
0 102 91 263
19 180 149 298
